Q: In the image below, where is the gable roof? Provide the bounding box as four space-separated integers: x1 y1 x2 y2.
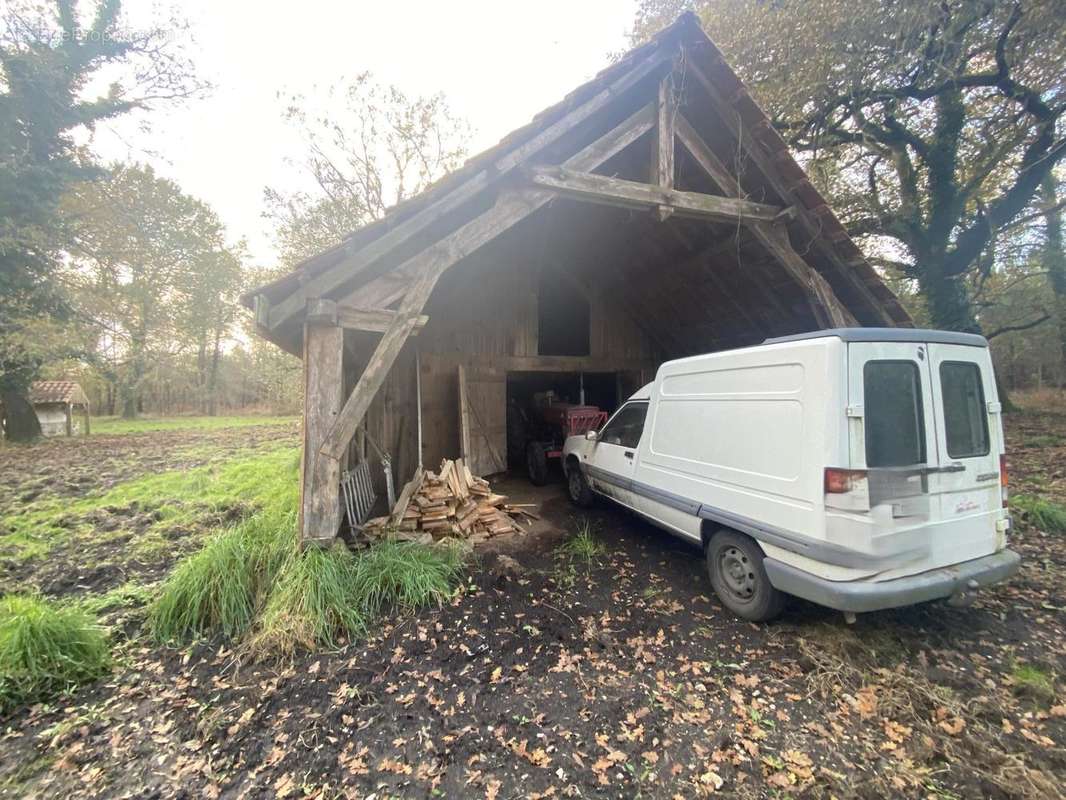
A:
30 381 88 406
245 12 910 350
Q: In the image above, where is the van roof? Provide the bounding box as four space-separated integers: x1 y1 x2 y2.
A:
762 327 988 348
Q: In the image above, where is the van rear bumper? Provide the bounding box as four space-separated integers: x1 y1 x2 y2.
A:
764 549 1021 613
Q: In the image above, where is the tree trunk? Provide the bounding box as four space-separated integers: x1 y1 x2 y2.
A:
206 327 222 417
1041 175 1066 387
1 391 42 442
918 263 980 334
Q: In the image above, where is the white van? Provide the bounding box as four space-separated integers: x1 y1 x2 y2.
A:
562 328 1019 621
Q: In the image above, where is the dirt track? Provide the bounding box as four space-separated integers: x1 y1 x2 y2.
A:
1 414 1065 798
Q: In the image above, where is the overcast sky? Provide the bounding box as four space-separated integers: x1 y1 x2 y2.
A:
90 0 639 266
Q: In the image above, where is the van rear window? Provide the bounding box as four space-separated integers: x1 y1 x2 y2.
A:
864 361 926 467
940 361 989 458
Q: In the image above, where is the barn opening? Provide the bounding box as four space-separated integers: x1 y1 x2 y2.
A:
505 371 618 470
242 12 912 545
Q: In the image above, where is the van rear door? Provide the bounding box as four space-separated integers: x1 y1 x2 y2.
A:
924 344 1005 561
847 339 1005 575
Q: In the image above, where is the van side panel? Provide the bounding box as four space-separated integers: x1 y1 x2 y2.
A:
636 340 838 546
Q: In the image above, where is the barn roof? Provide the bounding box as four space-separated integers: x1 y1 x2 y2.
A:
30 381 88 406
245 12 911 355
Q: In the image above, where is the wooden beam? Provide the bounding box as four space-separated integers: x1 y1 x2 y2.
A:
319 101 661 462
753 222 857 328
267 49 673 331
684 57 897 326
676 114 853 329
300 317 344 546
654 72 677 221
337 305 428 334
529 167 785 225
340 101 659 311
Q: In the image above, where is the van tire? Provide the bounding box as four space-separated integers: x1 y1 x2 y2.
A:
706 530 786 622
566 463 595 507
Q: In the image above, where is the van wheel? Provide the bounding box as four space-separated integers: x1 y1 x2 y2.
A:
706 530 785 622
567 463 594 507
526 442 549 486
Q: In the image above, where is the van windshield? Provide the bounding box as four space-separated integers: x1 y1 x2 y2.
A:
864 360 927 467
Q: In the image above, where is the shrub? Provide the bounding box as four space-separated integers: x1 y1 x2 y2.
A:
0 594 110 713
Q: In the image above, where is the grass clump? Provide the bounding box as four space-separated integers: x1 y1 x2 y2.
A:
1011 494 1066 533
558 518 607 565
248 542 367 656
148 506 292 642
350 540 465 616
1011 663 1056 704
0 594 110 713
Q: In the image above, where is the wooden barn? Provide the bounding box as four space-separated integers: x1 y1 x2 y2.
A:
29 381 91 437
245 13 911 545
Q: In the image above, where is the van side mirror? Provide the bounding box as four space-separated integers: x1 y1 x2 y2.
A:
585 430 598 442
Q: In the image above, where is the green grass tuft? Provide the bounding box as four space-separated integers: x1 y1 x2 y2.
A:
557 517 607 565
247 543 368 657
148 443 464 655
0 594 111 713
148 506 293 642
1011 494 1066 533
349 540 465 617
1011 663 1056 703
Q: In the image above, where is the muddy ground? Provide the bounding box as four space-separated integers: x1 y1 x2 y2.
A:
0 422 299 599
1 413 1065 799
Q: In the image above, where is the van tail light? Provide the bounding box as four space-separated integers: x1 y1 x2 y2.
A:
825 467 868 494
1000 454 1009 508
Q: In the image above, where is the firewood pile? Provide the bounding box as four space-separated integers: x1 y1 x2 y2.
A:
361 458 537 543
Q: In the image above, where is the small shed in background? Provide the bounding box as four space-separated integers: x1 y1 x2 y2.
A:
30 381 91 437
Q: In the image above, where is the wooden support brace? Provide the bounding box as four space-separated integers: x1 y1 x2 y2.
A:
684 56 897 326
676 113 853 329
318 101 660 463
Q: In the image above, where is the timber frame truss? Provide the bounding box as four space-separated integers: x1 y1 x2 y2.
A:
266 36 892 545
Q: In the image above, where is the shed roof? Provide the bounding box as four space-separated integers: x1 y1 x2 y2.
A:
245 12 911 354
30 381 89 406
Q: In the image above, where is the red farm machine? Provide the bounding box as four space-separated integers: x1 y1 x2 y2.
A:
518 392 607 485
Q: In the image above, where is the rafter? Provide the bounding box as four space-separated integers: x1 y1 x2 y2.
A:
529 167 785 225
675 112 854 328
266 49 672 332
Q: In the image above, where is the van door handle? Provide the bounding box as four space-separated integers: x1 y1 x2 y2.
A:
920 463 966 474
624 451 634 460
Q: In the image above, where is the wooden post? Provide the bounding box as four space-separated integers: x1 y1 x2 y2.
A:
65 404 72 437
300 301 345 546
654 72 677 221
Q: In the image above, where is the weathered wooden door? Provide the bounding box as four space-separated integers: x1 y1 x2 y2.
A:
458 364 507 477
